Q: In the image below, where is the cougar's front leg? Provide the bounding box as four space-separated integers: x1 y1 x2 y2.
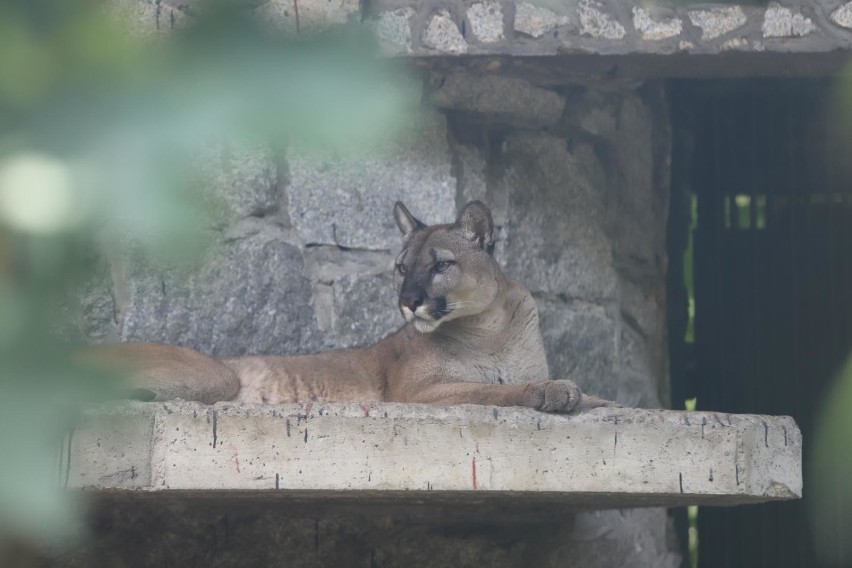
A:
404 380 611 413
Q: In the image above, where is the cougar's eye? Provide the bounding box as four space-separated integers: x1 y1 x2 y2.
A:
434 261 451 273
396 263 406 275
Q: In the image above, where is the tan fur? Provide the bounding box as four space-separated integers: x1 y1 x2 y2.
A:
89 201 615 413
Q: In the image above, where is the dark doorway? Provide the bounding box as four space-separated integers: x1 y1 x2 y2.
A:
670 79 852 567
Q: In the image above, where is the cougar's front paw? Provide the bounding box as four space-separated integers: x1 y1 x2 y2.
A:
523 380 581 413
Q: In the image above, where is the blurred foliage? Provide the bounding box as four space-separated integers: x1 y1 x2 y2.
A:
0 0 414 555
683 195 696 344
810 355 852 567
808 67 852 567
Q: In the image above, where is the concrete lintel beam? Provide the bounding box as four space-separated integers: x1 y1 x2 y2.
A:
63 401 802 510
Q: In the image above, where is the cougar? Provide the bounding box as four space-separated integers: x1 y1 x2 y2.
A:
83 201 614 413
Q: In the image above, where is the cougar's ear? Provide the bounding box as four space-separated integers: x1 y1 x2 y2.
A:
393 201 425 236
455 201 494 253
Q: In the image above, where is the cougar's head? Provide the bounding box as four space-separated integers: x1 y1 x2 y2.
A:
392 200 500 333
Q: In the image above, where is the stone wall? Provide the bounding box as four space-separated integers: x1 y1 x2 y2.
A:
53 499 677 568
77 75 671 408
118 0 852 56
69 64 675 566
112 0 852 80
62 1 685 565
370 0 852 56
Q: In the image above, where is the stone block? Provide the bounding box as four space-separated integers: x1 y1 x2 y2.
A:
105 0 852 67
54 401 801 567
618 324 650 378
328 272 400 348
431 73 565 126
632 7 683 41
467 1 505 43
372 8 416 55
302 245 394 284
513 2 569 38
688 6 748 40
617 277 661 341
66 255 121 343
423 10 468 54
500 133 617 301
831 1 852 29
548 509 680 567
762 4 816 37
452 143 490 213
574 90 620 138
536 299 618 396
66 401 803 506
194 142 280 224
67 407 155 489
287 110 457 250
609 94 661 267
578 0 626 40
114 228 322 357
302 245 396 343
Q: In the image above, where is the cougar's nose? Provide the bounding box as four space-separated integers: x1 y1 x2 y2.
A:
400 293 423 311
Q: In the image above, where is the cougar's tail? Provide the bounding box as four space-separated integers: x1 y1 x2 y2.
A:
76 343 240 404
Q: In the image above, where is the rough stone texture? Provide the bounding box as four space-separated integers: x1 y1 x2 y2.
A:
467 1 505 43
453 143 490 212
65 402 802 504
50 401 801 568
537 300 619 397
442 83 672 409
51 504 543 568
110 0 852 65
302 246 396 343
578 0 626 40
254 0 360 33
49 499 682 567
500 134 616 302
372 8 416 55
431 72 566 126
111 226 324 357
194 142 280 225
113 0 358 36
688 6 748 40
65 254 121 344
611 89 672 405
513 2 569 38
831 1 852 29
78 108 459 359
287 111 457 251
71 66 683 567
608 94 665 267
556 509 679 568
78 2 845 564
326 272 398 348
423 9 469 54
106 0 192 37
762 4 816 37
632 7 683 41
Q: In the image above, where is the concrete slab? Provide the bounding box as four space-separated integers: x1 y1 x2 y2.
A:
62 402 801 511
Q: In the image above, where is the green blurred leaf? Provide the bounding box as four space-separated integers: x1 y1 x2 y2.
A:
0 0 417 549
810 354 852 566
